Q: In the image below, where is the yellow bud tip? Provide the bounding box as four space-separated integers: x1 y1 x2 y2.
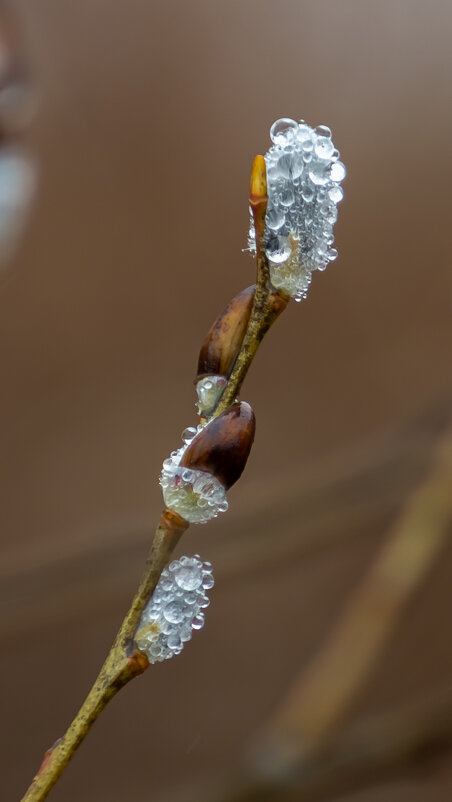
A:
250 155 267 202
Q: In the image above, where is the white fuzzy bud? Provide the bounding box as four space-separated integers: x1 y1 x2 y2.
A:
248 118 346 302
134 555 214 663
159 425 228 524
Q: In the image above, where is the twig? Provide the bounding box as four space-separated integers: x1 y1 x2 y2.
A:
180 692 452 802
20 156 289 802
261 418 452 764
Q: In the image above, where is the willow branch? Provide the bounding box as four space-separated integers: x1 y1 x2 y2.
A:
21 155 290 802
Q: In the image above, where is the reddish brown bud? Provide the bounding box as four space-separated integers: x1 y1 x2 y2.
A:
180 401 256 490
197 285 255 381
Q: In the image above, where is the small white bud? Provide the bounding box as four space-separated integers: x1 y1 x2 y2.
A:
159 423 228 524
248 118 346 302
135 555 214 663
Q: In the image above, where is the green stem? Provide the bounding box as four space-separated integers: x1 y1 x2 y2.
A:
20 510 188 802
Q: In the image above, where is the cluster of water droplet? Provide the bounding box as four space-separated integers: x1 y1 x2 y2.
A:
135 555 214 663
160 425 228 523
248 118 346 301
195 375 227 415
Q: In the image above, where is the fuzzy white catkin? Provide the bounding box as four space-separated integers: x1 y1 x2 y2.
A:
134 555 214 663
248 118 346 301
159 425 228 523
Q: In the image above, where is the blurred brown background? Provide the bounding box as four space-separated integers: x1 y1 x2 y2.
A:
2 1 452 800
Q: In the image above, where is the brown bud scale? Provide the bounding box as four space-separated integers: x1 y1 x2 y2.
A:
196 285 255 381
180 401 256 490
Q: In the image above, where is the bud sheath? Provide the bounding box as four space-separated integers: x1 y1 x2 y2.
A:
197 284 255 380
196 286 255 415
180 401 256 490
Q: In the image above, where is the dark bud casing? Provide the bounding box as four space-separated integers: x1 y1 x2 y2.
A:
196 285 255 381
180 401 256 490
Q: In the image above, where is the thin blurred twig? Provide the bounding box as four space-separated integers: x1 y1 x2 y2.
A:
170 691 452 802
259 418 452 767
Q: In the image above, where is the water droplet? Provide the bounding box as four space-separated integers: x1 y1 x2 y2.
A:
309 164 329 186
330 161 346 182
314 136 335 160
175 564 203 591
181 427 197 443
164 600 184 624
266 234 291 264
269 118 298 145
180 623 193 642
161 617 174 635
328 248 338 261
167 632 182 650
315 125 332 138
199 595 211 609
266 207 285 231
192 613 205 630
291 155 304 180
296 124 312 144
202 574 215 590
280 187 294 207
276 154 292 179
301 184 314 203
328 185 344 203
